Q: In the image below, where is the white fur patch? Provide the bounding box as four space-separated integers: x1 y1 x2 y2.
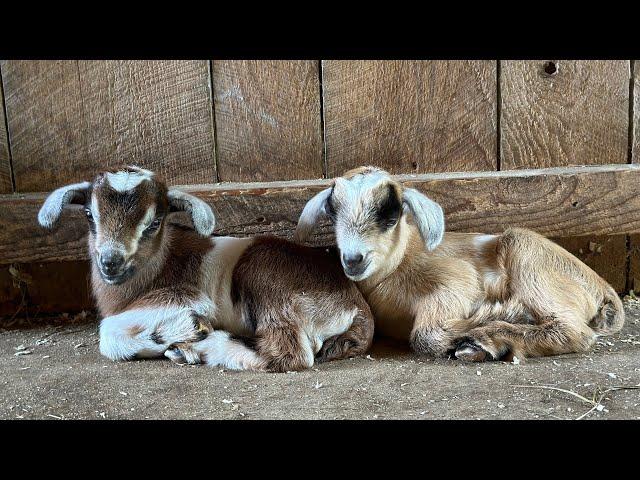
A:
99 303 212 361
167 189 216 236
127 205 156 255
170 331 264 370
38 181 91 228
106 169 153 192
294 187 332 243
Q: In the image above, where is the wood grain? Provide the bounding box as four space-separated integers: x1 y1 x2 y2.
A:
322 60 497 176
0 74 11 193
1 60 216 192
501 60 629 169
213 60 323 181
2 164 640 265
633 60 639 164
553 235 627 293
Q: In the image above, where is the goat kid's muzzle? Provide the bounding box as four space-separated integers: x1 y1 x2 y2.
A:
341 251 371 280
96 248 135 285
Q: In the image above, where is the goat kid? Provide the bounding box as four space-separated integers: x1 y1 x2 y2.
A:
295 166 624 362
38 167 374 372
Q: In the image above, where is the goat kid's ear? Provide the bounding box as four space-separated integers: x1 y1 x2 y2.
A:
402 187 445 251
167 190 216 236
294 187 332 243
38 181 92 229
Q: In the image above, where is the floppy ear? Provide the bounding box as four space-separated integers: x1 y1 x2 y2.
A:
294 187 332 243
38 181 92 229
402 187 444 251
168 189 216 236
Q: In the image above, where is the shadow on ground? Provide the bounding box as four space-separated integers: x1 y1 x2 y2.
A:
1 301 639 420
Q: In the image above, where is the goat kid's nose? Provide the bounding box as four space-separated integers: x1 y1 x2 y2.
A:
342 252 364 269
99 251 125 274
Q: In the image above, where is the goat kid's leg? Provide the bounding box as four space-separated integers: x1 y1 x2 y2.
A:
99 306 211 361
164 331 266 371
316 309 375 363
410 316 473 358
453 319 597 362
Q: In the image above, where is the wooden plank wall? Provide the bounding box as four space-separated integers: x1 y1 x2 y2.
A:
0 70 11 194
1 60 216 192
501 60 632 293
0 59 638 318
213 60 323 181
322 61 497 175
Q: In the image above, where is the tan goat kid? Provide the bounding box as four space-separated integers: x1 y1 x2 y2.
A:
295 166 624 362
38 167 374 372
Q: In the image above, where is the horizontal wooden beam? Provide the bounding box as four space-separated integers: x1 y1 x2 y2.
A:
1 164 639 264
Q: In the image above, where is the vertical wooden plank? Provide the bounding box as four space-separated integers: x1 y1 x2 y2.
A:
0 73 11 193
213 60 323 182
630 62 640 293
2 60 216 192
501 60 629 169
633 60 639 164
323 60 497 177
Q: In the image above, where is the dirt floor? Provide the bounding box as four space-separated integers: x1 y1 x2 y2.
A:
1 301 639 420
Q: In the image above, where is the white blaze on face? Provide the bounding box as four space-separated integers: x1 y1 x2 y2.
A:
105 168 153 193
128 205 156 256
90 194 101 226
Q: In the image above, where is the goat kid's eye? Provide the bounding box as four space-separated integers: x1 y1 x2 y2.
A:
84 208 94 221
144 217 163 234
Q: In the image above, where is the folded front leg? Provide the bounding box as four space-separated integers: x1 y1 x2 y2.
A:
164 331 266 371
99 305 211 361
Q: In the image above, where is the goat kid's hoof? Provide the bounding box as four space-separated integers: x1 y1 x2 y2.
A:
454 341 490 362
192 315 210 341
165 344 202 365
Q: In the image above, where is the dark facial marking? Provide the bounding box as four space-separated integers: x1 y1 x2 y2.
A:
326 185 338 223
374 184 402 232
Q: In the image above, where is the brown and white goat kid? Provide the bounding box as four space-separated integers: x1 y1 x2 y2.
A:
295 166 624 362
38 167 374 371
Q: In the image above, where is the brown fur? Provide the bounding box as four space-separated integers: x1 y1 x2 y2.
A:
42 167 374 371
302 167 625 362
231 237 375 372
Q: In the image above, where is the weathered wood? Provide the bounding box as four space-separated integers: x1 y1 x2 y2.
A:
2 164 640 265
0 261 92 318
0 265 23 317
323 60 497 176
629 234 640 292
1 60 216 192
0 75 11 193
213 60 323 181
633 60 639 164
501 60 629 169
552 235 627 293
25 261 92 315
